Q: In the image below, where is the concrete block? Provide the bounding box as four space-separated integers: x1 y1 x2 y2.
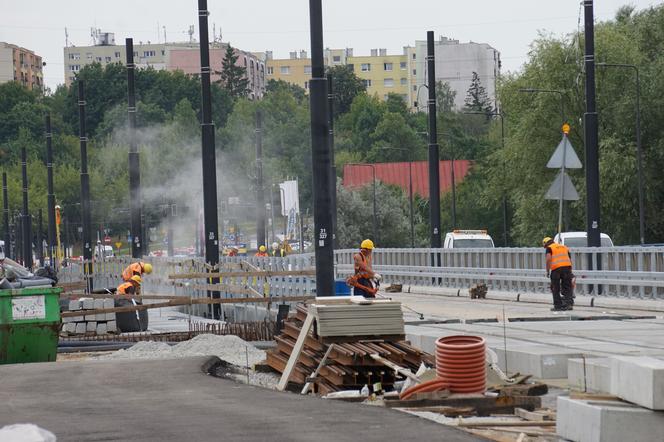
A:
610 356 664 410
493 344 583 379
62 323 77 334
86 321 96 332
568 358 611 393
62 315 76 324
81 298 94 310
96 323 107 335
105 312 115 321
94 299 105 310
103 298 114 309
68 299 82 311
75 323 87 334
107 321 117 332
557 395 664 442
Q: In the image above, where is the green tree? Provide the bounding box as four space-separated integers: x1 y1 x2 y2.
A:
326 65 366 118
266 79 306 102
217 45 250 99
436 81 457 113
463 72 493 114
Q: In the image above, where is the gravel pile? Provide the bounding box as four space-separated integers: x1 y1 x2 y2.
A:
100 334 266 367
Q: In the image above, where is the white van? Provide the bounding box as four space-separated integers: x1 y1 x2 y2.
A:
553 231 614 247
444 230 495 249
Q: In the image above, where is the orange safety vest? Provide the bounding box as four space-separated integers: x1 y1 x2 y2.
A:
255 251 268 257
122 262 144 281
549 243 572 270
354 252 372 275
117 281 137 295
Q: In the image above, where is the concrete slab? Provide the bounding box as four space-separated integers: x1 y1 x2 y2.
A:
610 356 664 410
0 357 480 442
557 395 664 442
568 358 612 393
493 345 583 378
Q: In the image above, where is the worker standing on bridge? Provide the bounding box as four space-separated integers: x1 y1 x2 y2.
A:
543 237 574 311
255 245 268 257
349 239 381 298
121 262 153 282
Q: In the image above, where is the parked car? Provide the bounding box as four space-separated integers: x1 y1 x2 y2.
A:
553 231 614 247
444 230 495 248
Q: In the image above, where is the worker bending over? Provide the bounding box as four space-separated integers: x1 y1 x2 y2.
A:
121 262 153 282
543 236 574 311
117 275 142 296
348 239 381 298
255 245 268 257
271 242 286 257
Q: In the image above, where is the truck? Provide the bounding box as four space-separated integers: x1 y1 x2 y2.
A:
553 231 614 247
444 230 495 249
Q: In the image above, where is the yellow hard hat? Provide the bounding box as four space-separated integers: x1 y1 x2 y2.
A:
360 239 374 250
542 237 553 247
143 263 153 274
130 275 142 284
259 245 266 252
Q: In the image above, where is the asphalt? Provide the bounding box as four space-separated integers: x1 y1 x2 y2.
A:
0 356 484 442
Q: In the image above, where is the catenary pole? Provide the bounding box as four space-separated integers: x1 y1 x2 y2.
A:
327 75 337 248
78 81 93 292
45 114 57 267
426 31 441 248
21 147 32 269
126 38 143 258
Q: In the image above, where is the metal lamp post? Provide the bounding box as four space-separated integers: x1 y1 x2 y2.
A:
597 62 644 244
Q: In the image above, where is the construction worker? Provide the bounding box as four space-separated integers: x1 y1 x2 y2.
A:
350 239 381 298
121 262 153 282
117 275 141 296
543 237 574 311
271 241 285 257
255 245 268 257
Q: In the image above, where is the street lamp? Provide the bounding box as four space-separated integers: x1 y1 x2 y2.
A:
377 147 415 247
347 163 377 244
597 62 645 245
462 110 508 246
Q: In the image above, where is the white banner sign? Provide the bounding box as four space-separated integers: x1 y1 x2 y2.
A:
12 295 46 320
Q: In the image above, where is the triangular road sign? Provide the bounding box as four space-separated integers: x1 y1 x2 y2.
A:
547 135 582 169
545 171 579 201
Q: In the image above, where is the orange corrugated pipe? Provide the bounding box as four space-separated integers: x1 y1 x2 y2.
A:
435 335 486 393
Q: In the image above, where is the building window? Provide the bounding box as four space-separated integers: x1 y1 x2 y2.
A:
68 53 80 60
133 51 138 57
69 65 80 72
333 55 341 63
304 81 309 89
400 61 407 70
86 53 93 60
114 52 121 58
280 66 290 74
362 79 372 88
361 63 371 72
267 66 274 75
95 56 102 62
304 65 312 74
347 64 354 71
400 78 407 85
412 53 416 60
143 50 155 57
413 85 417 91
384 62 393 71
412 69 416 75
161 50 165 56
384 78 394 87
105 56 111 62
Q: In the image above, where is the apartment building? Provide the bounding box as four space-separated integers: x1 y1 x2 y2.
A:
265 36 500 110
63 32 265 98
0 42 44 91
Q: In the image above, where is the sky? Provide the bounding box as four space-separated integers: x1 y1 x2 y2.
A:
1 0 659 90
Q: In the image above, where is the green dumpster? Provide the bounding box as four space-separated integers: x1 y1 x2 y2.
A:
0 287 61 364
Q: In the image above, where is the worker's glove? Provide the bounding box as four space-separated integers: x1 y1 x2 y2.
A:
374 273 382 282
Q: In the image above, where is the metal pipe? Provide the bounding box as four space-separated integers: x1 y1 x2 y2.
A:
426 31 441 249
126 38 143 258
45 114 57 267
2 172 9 259
21 147 32 269
255 110 266 249
78 81 93 292
308 0 334 296
198 0 221 318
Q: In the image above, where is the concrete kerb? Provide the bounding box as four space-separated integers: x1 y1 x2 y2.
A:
405 285 664 313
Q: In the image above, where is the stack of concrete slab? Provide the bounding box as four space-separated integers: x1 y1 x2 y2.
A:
559 356 664 441
61 298 117 335
310 297 404 338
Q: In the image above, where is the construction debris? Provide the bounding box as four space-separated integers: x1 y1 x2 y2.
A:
469 283 488 299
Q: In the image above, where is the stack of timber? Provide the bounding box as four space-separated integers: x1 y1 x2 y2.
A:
267 301 432 395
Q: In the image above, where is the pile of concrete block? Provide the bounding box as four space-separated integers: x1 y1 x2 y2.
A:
61 298 117 335
559 356 664 441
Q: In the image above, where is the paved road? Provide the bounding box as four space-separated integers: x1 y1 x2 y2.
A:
0 356 484 442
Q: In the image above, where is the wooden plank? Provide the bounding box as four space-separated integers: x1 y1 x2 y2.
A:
514 408 553 421
457 420 556 428
497 383 548 397
278 313 314 391
369 354 420 382
385 395 541 415
302 345 334 395
169 269 316 279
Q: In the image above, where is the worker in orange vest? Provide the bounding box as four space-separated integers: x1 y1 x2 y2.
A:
349 239 382 298
117 275 142 296
543 237 574 311
255 245 268 257
121 262 153 282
